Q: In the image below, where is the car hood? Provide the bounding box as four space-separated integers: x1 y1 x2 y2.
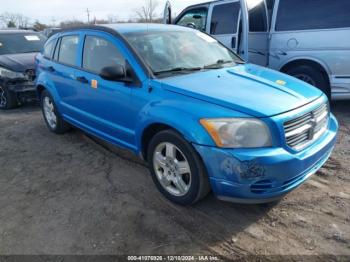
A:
0 53 37 72
160 64 323 117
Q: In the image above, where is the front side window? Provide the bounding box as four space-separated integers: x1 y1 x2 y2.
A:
176 8 208 31
82 36 125 74
210 2 240 35
124 30 243 75
0 33 47 55
276 0 350 31
58 35 79 66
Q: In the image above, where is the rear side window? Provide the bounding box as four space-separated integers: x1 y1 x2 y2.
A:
176 8 208 31
43 39 56 59
276 0 350 31
57 35 79 66
82 36 125 74
210 2 240 35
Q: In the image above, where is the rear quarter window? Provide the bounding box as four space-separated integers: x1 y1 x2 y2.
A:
276 0 350 31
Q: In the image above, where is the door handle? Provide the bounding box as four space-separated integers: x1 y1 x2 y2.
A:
76 76 89 84
231 37 236 49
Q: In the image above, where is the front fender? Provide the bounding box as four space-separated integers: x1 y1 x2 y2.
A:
134 95 250 152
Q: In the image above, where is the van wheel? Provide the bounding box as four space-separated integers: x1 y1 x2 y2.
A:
147 130 210 206
286 65 331 100
41 90 70 134
0 85 18 109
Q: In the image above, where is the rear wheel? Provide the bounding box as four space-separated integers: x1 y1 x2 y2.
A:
0 85 18 109
147 130 210 205
41 90 70 134
285 65 331 100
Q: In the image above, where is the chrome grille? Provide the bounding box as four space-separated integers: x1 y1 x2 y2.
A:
284 103 329 150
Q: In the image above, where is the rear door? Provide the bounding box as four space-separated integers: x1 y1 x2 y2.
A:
50 33 82 115
208 0 241 53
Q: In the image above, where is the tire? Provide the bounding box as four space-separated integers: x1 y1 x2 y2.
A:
285 65 331 100
41 89 70 134
0 85 19 109
147 129 210 205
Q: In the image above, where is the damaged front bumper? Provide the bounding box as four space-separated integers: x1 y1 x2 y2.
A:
193 114 338 204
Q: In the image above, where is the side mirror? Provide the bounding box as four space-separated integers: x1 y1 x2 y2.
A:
99 64 132 83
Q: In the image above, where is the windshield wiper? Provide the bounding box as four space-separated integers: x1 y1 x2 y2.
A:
154 67 202 75
203 59 235 69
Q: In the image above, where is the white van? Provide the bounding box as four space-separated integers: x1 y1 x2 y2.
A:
164 0 350 100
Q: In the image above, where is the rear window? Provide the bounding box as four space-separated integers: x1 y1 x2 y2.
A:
57 35 79 66
0 33 47 55
210 2 240 35
276 0 350 31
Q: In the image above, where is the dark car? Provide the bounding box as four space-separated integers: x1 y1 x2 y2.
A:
0 30 47 109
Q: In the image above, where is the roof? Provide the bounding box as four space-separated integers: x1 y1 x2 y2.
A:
58 23 192 35
102 23 188 33
0 29 36 34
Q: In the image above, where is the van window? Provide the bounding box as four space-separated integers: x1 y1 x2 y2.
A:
82 36 125 74
276 0 350 31
176 8 208 31
210 2 240 35
43 39 56 59
58 35 79 66
248 0 268 32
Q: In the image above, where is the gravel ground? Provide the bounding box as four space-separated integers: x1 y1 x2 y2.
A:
0 101 349 260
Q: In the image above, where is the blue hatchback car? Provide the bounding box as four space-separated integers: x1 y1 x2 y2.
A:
35 24 338 205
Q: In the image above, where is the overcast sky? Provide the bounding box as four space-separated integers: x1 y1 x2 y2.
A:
1 0 204 25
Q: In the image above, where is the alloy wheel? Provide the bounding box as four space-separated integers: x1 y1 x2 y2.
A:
43 96 57 129
153 142 192 197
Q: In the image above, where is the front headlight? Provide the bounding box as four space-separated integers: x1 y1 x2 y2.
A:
200 118 272 148
0 67 27 79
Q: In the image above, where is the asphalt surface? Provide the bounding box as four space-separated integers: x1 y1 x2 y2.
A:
0 101 349 260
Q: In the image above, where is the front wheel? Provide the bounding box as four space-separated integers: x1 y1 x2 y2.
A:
0 85 18 109
41 90 70 134
147 130 210 205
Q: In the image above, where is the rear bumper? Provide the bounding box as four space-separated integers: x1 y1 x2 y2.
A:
193 114 338 204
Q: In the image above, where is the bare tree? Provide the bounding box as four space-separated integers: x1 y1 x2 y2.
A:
0 12 30 28
135 0 159 23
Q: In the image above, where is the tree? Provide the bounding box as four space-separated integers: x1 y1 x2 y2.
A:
135 0 159 23
7 21 16 28
33 20 48 31
0 12 30 28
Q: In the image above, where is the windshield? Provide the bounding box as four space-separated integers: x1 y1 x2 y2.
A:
124 30 243 76
0 33 47 55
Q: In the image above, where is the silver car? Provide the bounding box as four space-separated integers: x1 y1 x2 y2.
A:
165 0 350 100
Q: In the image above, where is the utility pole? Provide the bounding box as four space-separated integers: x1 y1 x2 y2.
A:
86 8 90 24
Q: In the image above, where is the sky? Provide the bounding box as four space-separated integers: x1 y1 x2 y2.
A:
1 0 205 26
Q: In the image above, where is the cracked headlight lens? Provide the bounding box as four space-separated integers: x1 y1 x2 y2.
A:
0 67 27 79
200 118 272 148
